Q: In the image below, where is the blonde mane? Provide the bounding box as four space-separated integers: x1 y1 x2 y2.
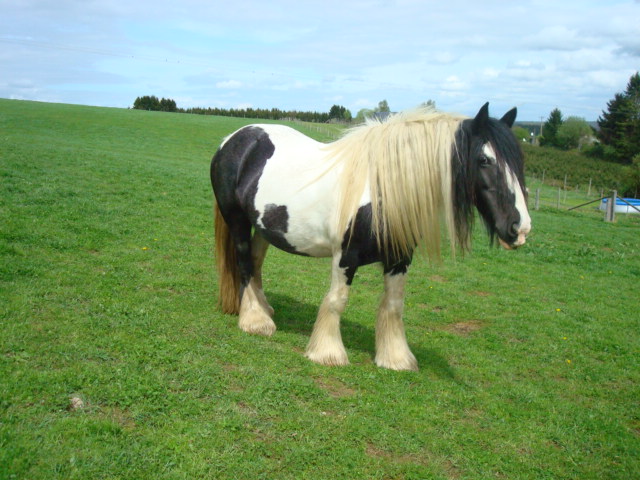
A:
326 108 467 261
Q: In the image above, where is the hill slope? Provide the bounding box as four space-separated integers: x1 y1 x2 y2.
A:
1 99 639 480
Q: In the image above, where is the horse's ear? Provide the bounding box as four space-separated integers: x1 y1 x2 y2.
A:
472 102 490 133
500 107 517 128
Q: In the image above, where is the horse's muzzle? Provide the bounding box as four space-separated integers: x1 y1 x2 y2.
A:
499 225 530 250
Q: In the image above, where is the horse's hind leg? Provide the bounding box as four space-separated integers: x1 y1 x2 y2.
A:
231 221 276 337
249 231 274 317
375 271 418 371
305 253 350 366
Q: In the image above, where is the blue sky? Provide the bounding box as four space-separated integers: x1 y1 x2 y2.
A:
1 0 639 120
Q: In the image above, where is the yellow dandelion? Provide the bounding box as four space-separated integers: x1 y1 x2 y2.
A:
556 308 562 312
142 246 149 251
566 359 572 364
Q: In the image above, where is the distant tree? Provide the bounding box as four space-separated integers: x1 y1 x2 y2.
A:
133 95 177 112
597 72 640 164
328 104 352 122
512 126 531 143
355 108 374 123
540 108 563 147
420 99 436 110
556 117 593 150
375 99 390 113
133 95 160 111
622 153 640 197
159 97 177 112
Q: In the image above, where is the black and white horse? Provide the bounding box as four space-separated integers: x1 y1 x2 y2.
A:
210 103 531 371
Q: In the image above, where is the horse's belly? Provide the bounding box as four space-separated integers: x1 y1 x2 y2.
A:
253 194 334 257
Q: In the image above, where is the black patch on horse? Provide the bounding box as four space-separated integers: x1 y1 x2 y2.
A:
262 204 289 232
210 126 276 225
339 204 411 284
257 204 307 255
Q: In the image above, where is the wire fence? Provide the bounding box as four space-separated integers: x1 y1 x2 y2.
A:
528 176 640 223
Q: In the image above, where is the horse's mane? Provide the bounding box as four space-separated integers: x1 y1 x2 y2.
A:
326 108 467 261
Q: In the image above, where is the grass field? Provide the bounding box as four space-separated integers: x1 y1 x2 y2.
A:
1 99 639 479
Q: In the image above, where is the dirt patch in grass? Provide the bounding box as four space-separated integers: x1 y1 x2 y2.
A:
314 377 356 398
365 442 460 477
469 290 492 297
98 406 137 431
429 275 447 283
441 320 485 337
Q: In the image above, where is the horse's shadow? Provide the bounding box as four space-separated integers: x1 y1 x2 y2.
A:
266 291 457 381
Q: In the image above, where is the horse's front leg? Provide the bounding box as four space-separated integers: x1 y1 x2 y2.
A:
305 254 351 366
375 270 418 371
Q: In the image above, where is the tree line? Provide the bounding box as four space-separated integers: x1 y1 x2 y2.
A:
132 96 407 124
180 106 336 123
132 95 353 123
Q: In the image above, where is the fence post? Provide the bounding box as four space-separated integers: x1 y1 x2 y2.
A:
605 190 617 222
557 188 561 209
588 178 592 197
535 188 540 211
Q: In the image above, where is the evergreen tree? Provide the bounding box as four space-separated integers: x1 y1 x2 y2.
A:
540 108 563 147
159 97 177 112
328 105 352 122
597 72 640 164
133 95 177 112
133 95 160 111
329 104 345 120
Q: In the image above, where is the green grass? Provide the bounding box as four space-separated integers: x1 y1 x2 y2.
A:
1 99 639 479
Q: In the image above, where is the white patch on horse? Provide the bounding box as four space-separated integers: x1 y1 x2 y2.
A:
482 143 498 165
485 142 530 247
253 125 337 257
505 165 531 246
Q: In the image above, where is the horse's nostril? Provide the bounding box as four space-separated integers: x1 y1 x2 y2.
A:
511 222 520 235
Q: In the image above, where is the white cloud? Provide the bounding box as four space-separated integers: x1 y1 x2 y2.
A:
439 75 467 97
215 80 242 89
431 51 460 65
524 25 587 51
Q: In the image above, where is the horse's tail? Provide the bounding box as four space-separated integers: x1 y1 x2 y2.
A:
214 203 241 314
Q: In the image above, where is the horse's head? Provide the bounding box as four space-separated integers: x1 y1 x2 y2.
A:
454 103 532 250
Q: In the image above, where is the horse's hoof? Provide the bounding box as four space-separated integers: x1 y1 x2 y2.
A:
305 348 349 367
375 354 419 371
238 310 276 337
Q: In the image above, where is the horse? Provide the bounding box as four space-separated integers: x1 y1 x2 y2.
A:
210 103 531 371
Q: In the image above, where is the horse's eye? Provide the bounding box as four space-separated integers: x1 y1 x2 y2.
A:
479 155 491 167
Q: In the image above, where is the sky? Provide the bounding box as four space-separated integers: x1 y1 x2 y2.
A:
1 0 639 121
